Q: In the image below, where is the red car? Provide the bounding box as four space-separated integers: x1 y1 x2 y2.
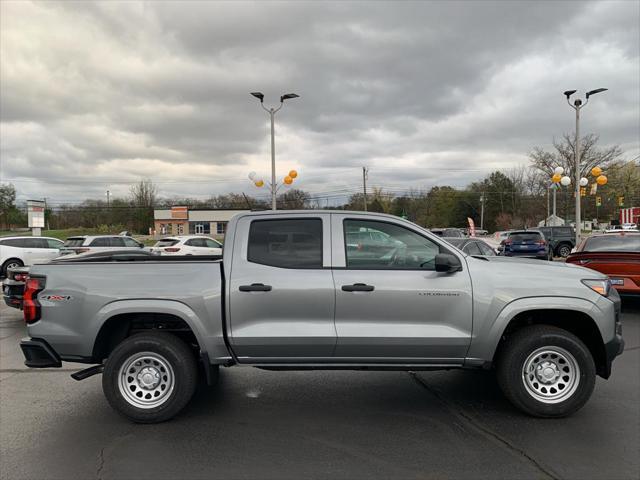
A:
566 233 640 296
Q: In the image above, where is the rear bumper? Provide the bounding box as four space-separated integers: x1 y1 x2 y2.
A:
20 338 62 368
3 281 24 309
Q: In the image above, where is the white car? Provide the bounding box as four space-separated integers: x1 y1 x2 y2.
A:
151 236 222 256
0 236 64 276
59 235 146 256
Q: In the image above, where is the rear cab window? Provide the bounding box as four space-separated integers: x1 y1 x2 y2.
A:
248 218 323 268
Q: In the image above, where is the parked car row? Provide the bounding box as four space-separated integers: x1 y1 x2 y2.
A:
1 234 225 276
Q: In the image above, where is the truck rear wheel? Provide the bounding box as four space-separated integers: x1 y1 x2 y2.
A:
102 332 197 423
496 325 595 418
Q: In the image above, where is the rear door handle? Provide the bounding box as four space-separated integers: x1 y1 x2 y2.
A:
341 283 375 292
239 283 272 292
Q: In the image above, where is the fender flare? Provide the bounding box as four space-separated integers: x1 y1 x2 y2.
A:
467 296 604 362
92 299 208 356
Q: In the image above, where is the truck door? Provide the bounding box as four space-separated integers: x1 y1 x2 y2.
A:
228 214 336 362
331 214 473 364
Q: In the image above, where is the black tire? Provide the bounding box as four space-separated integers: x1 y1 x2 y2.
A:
1 258 24 277
556 244 572 258
496 325 596 418
102 332 198 423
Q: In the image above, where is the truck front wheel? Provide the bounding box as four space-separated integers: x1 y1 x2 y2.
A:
102 332 197 423
497 325 596 418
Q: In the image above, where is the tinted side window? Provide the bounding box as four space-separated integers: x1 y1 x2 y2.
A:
204 239 221 248
122 237 141 248
463 242 482 255
477 241 496 256
89 238 110 247
26 238 49 248
1 238 28 247
557 227 572 236
345 219 441 270
248 219 322 269
109 237 125 247
46 239 63 248
186 238 206 247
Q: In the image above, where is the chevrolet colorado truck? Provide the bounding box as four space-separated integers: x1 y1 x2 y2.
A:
20 211 624 423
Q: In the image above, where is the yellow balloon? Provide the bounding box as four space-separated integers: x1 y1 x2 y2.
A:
284 176 293 185
596 175 608 186
552 173 562 183
591 166 602 177
289 170 298 179
255 180 264 187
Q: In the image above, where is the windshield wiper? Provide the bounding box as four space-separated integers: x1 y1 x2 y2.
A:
471 255 489 261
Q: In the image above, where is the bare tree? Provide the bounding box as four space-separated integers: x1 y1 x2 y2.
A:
529 133 622 178
129 179 158 233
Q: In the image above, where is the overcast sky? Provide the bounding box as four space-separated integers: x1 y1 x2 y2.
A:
1 0 638 206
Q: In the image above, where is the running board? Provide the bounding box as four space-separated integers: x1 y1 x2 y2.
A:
71 364 104 381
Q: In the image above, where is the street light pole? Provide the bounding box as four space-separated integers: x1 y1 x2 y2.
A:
269 108 276 210
563 88 607 246
574 101 581 243
251 92 299 210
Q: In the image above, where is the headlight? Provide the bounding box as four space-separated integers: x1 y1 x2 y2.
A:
582 279 611 297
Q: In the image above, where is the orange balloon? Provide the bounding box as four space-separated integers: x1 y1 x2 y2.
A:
283 176 293 185
552 173 562 183
289 170 298 179
591 166 602 177
255 180 264 187
596 175 607 186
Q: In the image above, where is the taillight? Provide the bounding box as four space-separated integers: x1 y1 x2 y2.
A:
537 241 546 246
74 248 90 254
23 276 46 324
165 247 181 252
14 273 28 282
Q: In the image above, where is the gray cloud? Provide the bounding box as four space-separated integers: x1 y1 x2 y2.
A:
1 0 638 205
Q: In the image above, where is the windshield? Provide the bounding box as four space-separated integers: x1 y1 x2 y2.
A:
584 235 640 252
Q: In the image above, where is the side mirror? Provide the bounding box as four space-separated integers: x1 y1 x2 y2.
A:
435 253 462 273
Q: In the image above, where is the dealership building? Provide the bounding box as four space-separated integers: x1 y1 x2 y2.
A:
153 206 249 237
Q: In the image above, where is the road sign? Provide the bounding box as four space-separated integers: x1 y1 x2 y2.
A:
27 200 45 229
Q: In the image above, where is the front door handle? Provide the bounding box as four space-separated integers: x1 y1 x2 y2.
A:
342 283 375 292
239 283 272 292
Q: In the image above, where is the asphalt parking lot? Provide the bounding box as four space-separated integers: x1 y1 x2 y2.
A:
1 299 638 480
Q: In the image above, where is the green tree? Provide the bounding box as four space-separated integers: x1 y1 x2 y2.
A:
0 183 17 228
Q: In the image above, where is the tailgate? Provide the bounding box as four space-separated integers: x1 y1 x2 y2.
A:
576 253 640 286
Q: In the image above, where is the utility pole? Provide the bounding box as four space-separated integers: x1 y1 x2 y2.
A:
480 193 485 230
43 197 49 230
362 167 369 211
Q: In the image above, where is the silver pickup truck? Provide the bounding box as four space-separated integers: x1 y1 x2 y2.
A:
20 211 624 423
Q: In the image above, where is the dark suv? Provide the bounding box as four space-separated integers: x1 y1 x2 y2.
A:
498 230 550 260
538 226 576 257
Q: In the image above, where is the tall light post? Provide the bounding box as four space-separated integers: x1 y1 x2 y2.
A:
250 92 300 210
563 88 607 246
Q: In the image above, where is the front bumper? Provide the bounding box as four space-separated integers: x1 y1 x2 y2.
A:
601 291 624 378
20 338 62 368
